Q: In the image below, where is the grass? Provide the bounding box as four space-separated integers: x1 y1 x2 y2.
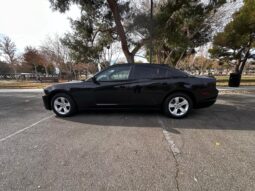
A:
215 75 255 86
0 80 58 89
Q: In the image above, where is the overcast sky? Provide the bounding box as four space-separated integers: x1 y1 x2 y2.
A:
0 0 148 63
0 0 80 52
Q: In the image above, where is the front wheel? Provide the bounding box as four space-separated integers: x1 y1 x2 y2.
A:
163 93 193 119
51 93 76 117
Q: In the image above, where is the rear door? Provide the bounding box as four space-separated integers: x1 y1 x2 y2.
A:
130 65 171 106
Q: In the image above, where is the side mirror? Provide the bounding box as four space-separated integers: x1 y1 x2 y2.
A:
92 76 99 84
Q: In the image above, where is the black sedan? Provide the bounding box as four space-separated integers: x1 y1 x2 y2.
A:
42 63 218 118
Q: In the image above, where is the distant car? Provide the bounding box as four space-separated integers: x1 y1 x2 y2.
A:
42 63 218 118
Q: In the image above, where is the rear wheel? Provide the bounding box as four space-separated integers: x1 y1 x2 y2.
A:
164 93 192 118
51 93 76 117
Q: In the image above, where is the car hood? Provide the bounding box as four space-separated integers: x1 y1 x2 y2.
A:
44 80 84 93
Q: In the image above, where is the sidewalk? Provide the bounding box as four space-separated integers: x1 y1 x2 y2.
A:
0 89 43 93
217 86 255 91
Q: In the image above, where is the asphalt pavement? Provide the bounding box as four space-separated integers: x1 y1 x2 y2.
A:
0 92 255 191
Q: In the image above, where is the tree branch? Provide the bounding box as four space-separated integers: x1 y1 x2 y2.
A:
131 38 150 56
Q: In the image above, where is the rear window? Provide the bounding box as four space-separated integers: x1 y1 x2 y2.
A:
133 65 187 79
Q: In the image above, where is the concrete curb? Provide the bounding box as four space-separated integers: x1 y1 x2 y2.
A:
217 86 255 91
0 89 43 93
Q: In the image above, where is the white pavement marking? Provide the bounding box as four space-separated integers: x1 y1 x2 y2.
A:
157 117 180 156
0 115 54 142
0 89 43 93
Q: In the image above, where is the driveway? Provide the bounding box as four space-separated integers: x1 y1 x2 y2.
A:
0 92 254 191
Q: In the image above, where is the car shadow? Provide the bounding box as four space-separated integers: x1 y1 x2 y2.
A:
59 100 255 134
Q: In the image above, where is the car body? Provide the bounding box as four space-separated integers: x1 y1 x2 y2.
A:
42 63 218 118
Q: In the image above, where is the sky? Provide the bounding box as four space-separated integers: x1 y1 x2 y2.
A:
0 0 148 63
0 0 80 52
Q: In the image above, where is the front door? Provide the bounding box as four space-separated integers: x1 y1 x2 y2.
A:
93 65 133 107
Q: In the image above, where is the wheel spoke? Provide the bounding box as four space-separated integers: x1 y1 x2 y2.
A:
169 103 175 108
179 107 186 113
180 100 188 107
60 97 65 103
56 106 62 112
172 108 178 115
63 107 69 113
55 100 62 106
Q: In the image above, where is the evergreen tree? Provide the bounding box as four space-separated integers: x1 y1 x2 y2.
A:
209 0 255 75
49 0 226 65
152 0 226 66
50 0 148 64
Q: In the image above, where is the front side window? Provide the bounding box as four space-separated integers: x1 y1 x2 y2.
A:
96 66 131 81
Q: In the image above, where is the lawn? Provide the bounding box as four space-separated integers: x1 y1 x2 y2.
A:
0 80 57 89
215 75 255 86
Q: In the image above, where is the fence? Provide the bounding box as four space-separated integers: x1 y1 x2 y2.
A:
0 73 59 82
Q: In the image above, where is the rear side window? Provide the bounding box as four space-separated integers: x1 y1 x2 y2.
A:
132 65 188 79
133 65 168 79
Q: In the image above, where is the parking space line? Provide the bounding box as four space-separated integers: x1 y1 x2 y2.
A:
0 115 54 142
157 117 180 156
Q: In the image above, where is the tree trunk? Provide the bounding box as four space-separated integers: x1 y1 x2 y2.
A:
34 65 38 75
107 0 135 63
234 61 241 73
44 66 49 76
11 65 17 76
239 48 251 74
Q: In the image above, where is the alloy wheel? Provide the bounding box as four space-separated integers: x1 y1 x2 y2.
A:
53 97 71 115
168 96 189 117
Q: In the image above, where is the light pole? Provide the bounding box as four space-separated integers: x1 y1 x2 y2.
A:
149 0 153 64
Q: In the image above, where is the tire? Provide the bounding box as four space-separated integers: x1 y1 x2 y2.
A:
163 93 193 119
51 93 76 117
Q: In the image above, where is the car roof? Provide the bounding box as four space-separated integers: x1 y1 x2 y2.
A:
111 63 170 68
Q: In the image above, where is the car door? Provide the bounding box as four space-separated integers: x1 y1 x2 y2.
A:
93 65 134 107
130 65 171 106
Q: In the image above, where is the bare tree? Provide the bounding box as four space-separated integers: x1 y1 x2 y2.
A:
0 36 18 74
40 35 72 78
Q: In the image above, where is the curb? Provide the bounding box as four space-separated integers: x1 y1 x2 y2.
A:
0 89 43 93
217 86 255 91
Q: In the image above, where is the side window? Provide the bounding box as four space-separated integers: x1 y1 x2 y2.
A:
96 66 131 81
133 65 168 79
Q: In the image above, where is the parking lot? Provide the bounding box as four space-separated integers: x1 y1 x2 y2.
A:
0 92 255 191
